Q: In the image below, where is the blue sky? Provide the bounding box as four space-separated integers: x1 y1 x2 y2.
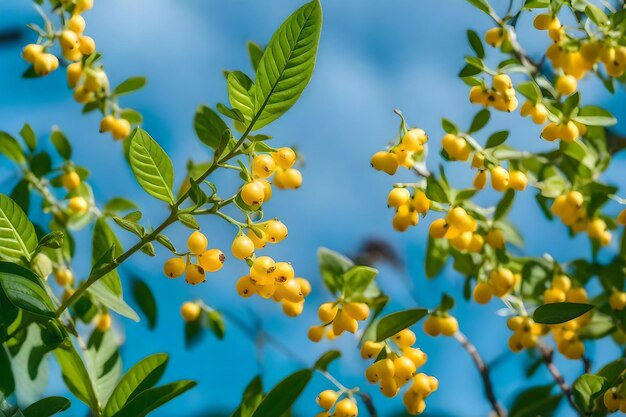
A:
2 1 626 416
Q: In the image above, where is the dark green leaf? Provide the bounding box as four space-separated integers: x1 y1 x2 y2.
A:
533 302 594 324
425 236 449 278
50 129 71 160
375 308 428 342
313 350 341 372
23 396 71 417
0 132 25 164
466 29 484 58
131 279 157 330
193 105 229 150
250 369 312 417
485 131 509 148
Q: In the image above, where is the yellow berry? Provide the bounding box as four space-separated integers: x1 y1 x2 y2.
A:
402 128 427 151
68 15 86 34
429 218 448 239
111 118 131 140
163 257 186 278
59 30 80 51
252 154 276 178
361 341 384 359
473 282 493 304
272 147 296 169
371 151 398 175
274 168 302 189
533 13 556 30
198 249 225 272
61 171 81 191
493 74 512 92
99 115 115 133
318 302 339 323
388 188 411 208
66 62 83 88
334 398 358 417
308 325 325 342
484 27 505 47
232 235 255 259
423 315 441 337
491 166 509 191
185 264 206 285
257 179 273 201
68 196 88 214
96 313 111 332
282 300 304 317
317 390 339 411
509 170 528 191
343 302 370 321
295 278 311 297
187 231 208 255
34 53 59 76
180 302 201 322
264 220 288 243
22 44 44 63
394 356 417 381
609 291 626 311
79 36 96 55
241 181 265 206
541 122 560 142
486 229 505 249
54 268 74 286
236 276 255 298
393 328 416 347
556 75 577 95
412 191 430 215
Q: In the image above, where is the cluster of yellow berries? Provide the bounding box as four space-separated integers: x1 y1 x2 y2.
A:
235 256 311 317
540 119 586 143
535 13 626 79
371 128 428 175
469 74 518 112
240 148 301 208
551 320 585 360
506 316 545 352
604 382 626 413
163 231 225 285
308 301 370 341
315 392 358 417
520 101 548 125
387 188 430 232
484 27 507 48
543 275 586 304
473 268 521 304
362 329 437 414
471 154 528 192
428 207 481 251
231 219 288 260
551 192 612 245
422 314 458 337
21 0 95 76
441 133 471 161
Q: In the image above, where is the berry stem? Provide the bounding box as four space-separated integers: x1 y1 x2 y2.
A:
454 331 506 417
354 392 379 417
537 342 582 416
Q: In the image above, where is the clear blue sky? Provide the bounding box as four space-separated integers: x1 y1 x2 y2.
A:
1 1 625 416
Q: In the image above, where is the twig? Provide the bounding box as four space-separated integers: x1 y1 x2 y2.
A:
537 343 581 415
454 331 506 417
355 392 378 417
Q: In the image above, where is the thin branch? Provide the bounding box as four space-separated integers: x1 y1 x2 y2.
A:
355 392 378 417
454 331 506 417
537 343 581 415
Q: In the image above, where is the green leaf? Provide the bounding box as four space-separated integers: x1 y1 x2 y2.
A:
0 262 55 317
252 0 322 129
425 236 449 278
113 77 147 96
572 374 607 413
50 129 72 160
465 0 492 14
562 92 580 117
104 353 168 417
128 129 175 204
119 109 143 125
232 375 263 417
425 176 449 204
0 194 37 263
177 213 199 230
466 29 484 58
343 266 378 299
469 109 490 133
88 280 139 322
375 308 429 342
516 81 541 103
317 247 353 295
250 369 312 417
10 180 30 215
54 343 100 415
131 279 157 330
86 330 122 406
485 130 509 148
0 346 15 396
313 350 341 372
441 118 459 134
92 218 123 296
247 41 264 71
19 124 36 152
193 105 229 150
509 385 562 417
0 132 25 164
227 71 255 122
533 302 594 324
573 106 616 126
112 380 196 417
585 4 607 25
37 231 64 250
104 198 138 215
23 396 71 417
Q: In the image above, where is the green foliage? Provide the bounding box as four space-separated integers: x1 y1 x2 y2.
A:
128 129 175 204
533 302 594 324
375 309 429 342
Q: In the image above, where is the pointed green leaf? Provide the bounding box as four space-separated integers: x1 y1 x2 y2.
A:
23 397 71 417
252 0 322 129
0 194 37 263
375 308 429 342
533 302 594 324
227 71 255 122
250 369 312 417
112 380 196 417
128 129 175 204
0 262 55 317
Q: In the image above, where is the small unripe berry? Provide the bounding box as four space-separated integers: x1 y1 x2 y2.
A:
54 268 74 286
96 313 111 332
